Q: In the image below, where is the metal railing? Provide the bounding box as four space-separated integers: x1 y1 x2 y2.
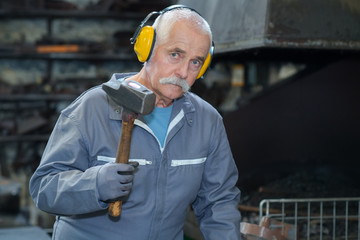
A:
259 197 360 240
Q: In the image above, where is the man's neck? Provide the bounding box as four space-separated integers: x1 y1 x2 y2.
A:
155 99 173 108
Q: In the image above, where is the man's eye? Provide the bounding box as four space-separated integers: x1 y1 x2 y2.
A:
171 52 179 58
191 60 202 70
192 60 200 66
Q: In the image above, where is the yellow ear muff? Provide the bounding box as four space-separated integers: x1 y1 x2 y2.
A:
196 52 211 79
134 26 155 63
196 43 214 79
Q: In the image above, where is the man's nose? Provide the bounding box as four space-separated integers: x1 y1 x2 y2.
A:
174 61 188 79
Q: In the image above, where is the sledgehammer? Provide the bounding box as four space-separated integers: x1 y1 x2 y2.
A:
102 79 155 217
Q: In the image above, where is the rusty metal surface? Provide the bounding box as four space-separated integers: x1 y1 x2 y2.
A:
179 0 360 53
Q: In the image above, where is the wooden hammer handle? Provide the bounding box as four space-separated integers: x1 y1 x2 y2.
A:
108 117 135 217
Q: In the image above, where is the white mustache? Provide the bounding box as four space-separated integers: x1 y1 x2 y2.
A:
159 76 190 93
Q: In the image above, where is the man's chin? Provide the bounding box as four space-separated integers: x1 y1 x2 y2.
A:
163 86 187 99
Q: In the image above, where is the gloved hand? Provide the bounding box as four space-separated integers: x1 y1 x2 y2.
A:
97 162 139 203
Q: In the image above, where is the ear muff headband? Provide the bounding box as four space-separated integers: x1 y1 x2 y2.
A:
131 5 214 79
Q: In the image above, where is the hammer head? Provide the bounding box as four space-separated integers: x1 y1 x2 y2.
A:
102 79 155 115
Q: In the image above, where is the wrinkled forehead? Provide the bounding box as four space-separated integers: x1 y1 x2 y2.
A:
168 21 211 53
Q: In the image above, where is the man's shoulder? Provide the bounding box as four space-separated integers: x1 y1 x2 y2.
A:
61 85 106 118
61 73 136 116
186 92 222 119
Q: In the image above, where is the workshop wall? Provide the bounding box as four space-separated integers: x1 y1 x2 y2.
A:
0 0 173 230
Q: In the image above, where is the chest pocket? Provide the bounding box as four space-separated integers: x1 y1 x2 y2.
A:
165 157 207 206
170 157 207 167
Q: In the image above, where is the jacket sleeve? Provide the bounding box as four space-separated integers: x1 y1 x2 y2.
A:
192 118 241 240
29 113 108 216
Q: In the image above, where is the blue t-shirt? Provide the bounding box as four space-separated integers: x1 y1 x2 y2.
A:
143 105 173 147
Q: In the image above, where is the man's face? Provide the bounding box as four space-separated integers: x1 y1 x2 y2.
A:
145 21 211 104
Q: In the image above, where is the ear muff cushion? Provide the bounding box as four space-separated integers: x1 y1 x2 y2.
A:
134 26 155 62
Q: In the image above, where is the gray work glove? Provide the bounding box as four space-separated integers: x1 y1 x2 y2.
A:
97 162 139 203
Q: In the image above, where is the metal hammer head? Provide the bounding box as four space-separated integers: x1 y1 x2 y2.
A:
102 79 155 115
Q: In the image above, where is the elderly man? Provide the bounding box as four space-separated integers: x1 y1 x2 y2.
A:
30 5 241 240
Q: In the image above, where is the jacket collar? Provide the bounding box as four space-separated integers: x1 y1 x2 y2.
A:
172 93 195 127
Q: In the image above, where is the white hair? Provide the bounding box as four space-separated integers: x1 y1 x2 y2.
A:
152 8 212 51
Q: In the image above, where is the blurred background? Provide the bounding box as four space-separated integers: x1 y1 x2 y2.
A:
0 0 359 239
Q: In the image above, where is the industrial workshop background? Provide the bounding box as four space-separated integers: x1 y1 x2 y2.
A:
0 0 360 239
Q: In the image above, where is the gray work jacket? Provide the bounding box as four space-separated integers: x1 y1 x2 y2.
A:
29 73 241 240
